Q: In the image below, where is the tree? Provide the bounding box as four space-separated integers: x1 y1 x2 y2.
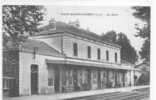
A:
3 5 45 48
101 30 117 43
101 31 138 64
116 33 138 64
3 6 45 96
132 7 150 62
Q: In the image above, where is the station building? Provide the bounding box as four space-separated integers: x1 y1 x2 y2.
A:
3 20 135 96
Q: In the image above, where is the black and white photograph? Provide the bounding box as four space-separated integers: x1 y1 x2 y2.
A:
2 5 150 100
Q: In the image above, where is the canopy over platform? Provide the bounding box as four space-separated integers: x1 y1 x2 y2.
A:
46 57 135 71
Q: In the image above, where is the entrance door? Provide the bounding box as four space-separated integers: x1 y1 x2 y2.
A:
31 65 38 94
54 67 60 93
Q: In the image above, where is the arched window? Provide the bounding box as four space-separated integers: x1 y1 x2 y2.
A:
73 43 78 56
115 53 117 62
106 50 109 61
97 48 101 60
87 46 91 58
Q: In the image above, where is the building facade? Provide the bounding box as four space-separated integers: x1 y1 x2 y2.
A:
3 21 135 96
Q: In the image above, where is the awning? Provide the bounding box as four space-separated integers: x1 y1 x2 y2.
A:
46 58 135 71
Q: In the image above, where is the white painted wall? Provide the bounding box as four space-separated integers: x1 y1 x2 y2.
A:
31 33 121 64
19 51 64 96
130 71 135 86
125 71 131 87
63 34 121 64
32 35 62 53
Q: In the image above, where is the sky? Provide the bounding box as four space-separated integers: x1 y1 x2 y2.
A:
42 6 145 55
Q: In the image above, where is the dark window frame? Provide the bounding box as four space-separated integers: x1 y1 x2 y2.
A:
87 46 91 58
48 78 54 86
3 78 9 89
97 48 101 60
106 50 109 61
73 43 78 56
115 52 117 62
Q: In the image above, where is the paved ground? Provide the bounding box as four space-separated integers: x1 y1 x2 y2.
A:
3 86 150 100
66 88 149 100
141 98 150 100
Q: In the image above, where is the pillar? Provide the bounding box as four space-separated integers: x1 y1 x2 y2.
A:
130 70 134 86
59 66 62 93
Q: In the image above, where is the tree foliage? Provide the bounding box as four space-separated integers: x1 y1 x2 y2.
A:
101 30 117 43
117 33 138 64
139 39 150 61
133 7 150 24
101 31 138 64
132 7 150 62
3 5 45 48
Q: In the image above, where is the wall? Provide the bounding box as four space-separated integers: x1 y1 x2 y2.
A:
32 35 62 53
31 33 121 64
130 71 135 86
19 51 135 96
19 51 64 96
63 34 121 64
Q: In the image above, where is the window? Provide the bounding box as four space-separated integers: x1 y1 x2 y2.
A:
48 68 54 86
3 78 9 89
93 71 97 84
87 46 91 58
79 71 83 84
115 53 117 62
69 70 73 84
48 78 53 86
3 77 13 90
106 50 109 61
73 43 78 56
97 48 101 60
62 69 67 86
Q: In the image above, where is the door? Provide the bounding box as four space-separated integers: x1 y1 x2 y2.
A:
31 65 38 94
54 67 60 93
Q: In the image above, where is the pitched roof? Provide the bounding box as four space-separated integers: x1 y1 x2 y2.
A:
21 39 63 57
35 21 120 48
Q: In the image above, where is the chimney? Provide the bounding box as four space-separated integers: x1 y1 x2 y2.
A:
69 19 80 28
86 27 90 32
49 18 56 30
